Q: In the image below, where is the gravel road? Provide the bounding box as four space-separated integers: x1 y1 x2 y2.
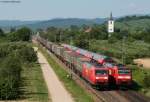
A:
36 49 74 102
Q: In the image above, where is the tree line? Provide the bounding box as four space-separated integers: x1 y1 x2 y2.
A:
0 27 32 42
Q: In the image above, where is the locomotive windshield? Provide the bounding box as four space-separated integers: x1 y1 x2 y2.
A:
95 70 108 75
117 64 126 69
118 69 130 75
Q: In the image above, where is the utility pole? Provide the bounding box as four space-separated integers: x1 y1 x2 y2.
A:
88 32 90 50
70 36 73 45
122 23 129 64
55 34 57 43
122 36 126 64
59 30 62 43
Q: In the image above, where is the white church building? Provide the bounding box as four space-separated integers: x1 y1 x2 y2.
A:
108 12 114 36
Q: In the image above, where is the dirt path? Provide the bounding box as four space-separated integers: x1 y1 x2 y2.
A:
36 48 74 102
134 58 150 69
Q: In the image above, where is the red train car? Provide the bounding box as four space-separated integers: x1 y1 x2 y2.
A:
62 44 113 64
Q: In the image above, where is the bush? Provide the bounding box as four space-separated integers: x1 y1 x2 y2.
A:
108 36 118 43
0 42 37 63
0 55 21 100
143 74 150 88
0 28 4 37
18 46 37 63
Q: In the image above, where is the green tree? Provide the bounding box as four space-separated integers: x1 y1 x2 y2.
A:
10 27 16 33
74 33 89 49
0 28 4 37
8 27 32 41
16 27 32 41
18 46 37 62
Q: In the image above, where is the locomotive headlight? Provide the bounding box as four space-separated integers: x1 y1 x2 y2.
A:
118 76 131 79
125 76 131 79
104 77 108 80
96 77 99 79
96 77 108 80
118 76 123 79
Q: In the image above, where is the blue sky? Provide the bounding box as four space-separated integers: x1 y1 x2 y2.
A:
0 0 149 20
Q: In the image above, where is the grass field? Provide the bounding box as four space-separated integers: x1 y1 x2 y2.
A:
20 63 50 102
89 40 150 64
129 65 150 97
37 44 94 102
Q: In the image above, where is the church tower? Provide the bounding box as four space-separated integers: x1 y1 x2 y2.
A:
108 12 114 36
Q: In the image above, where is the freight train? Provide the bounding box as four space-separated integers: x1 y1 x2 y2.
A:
62 44 132 87
36 36 132 88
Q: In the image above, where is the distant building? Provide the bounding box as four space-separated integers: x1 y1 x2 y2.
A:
108 12 114 36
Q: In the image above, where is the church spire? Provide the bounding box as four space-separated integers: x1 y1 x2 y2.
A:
110 12 113 20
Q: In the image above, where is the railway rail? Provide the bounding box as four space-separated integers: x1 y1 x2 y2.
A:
117 90 150 102
36 39 150 102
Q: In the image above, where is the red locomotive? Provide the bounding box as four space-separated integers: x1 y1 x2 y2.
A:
82 60 109 87
104 63 132 86
63 48 109 87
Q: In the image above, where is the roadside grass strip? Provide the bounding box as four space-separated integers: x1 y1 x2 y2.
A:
21 63 50 102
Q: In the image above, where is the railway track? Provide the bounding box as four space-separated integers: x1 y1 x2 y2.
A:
38 41 150 102
117 90 150 102
96 91 123 102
